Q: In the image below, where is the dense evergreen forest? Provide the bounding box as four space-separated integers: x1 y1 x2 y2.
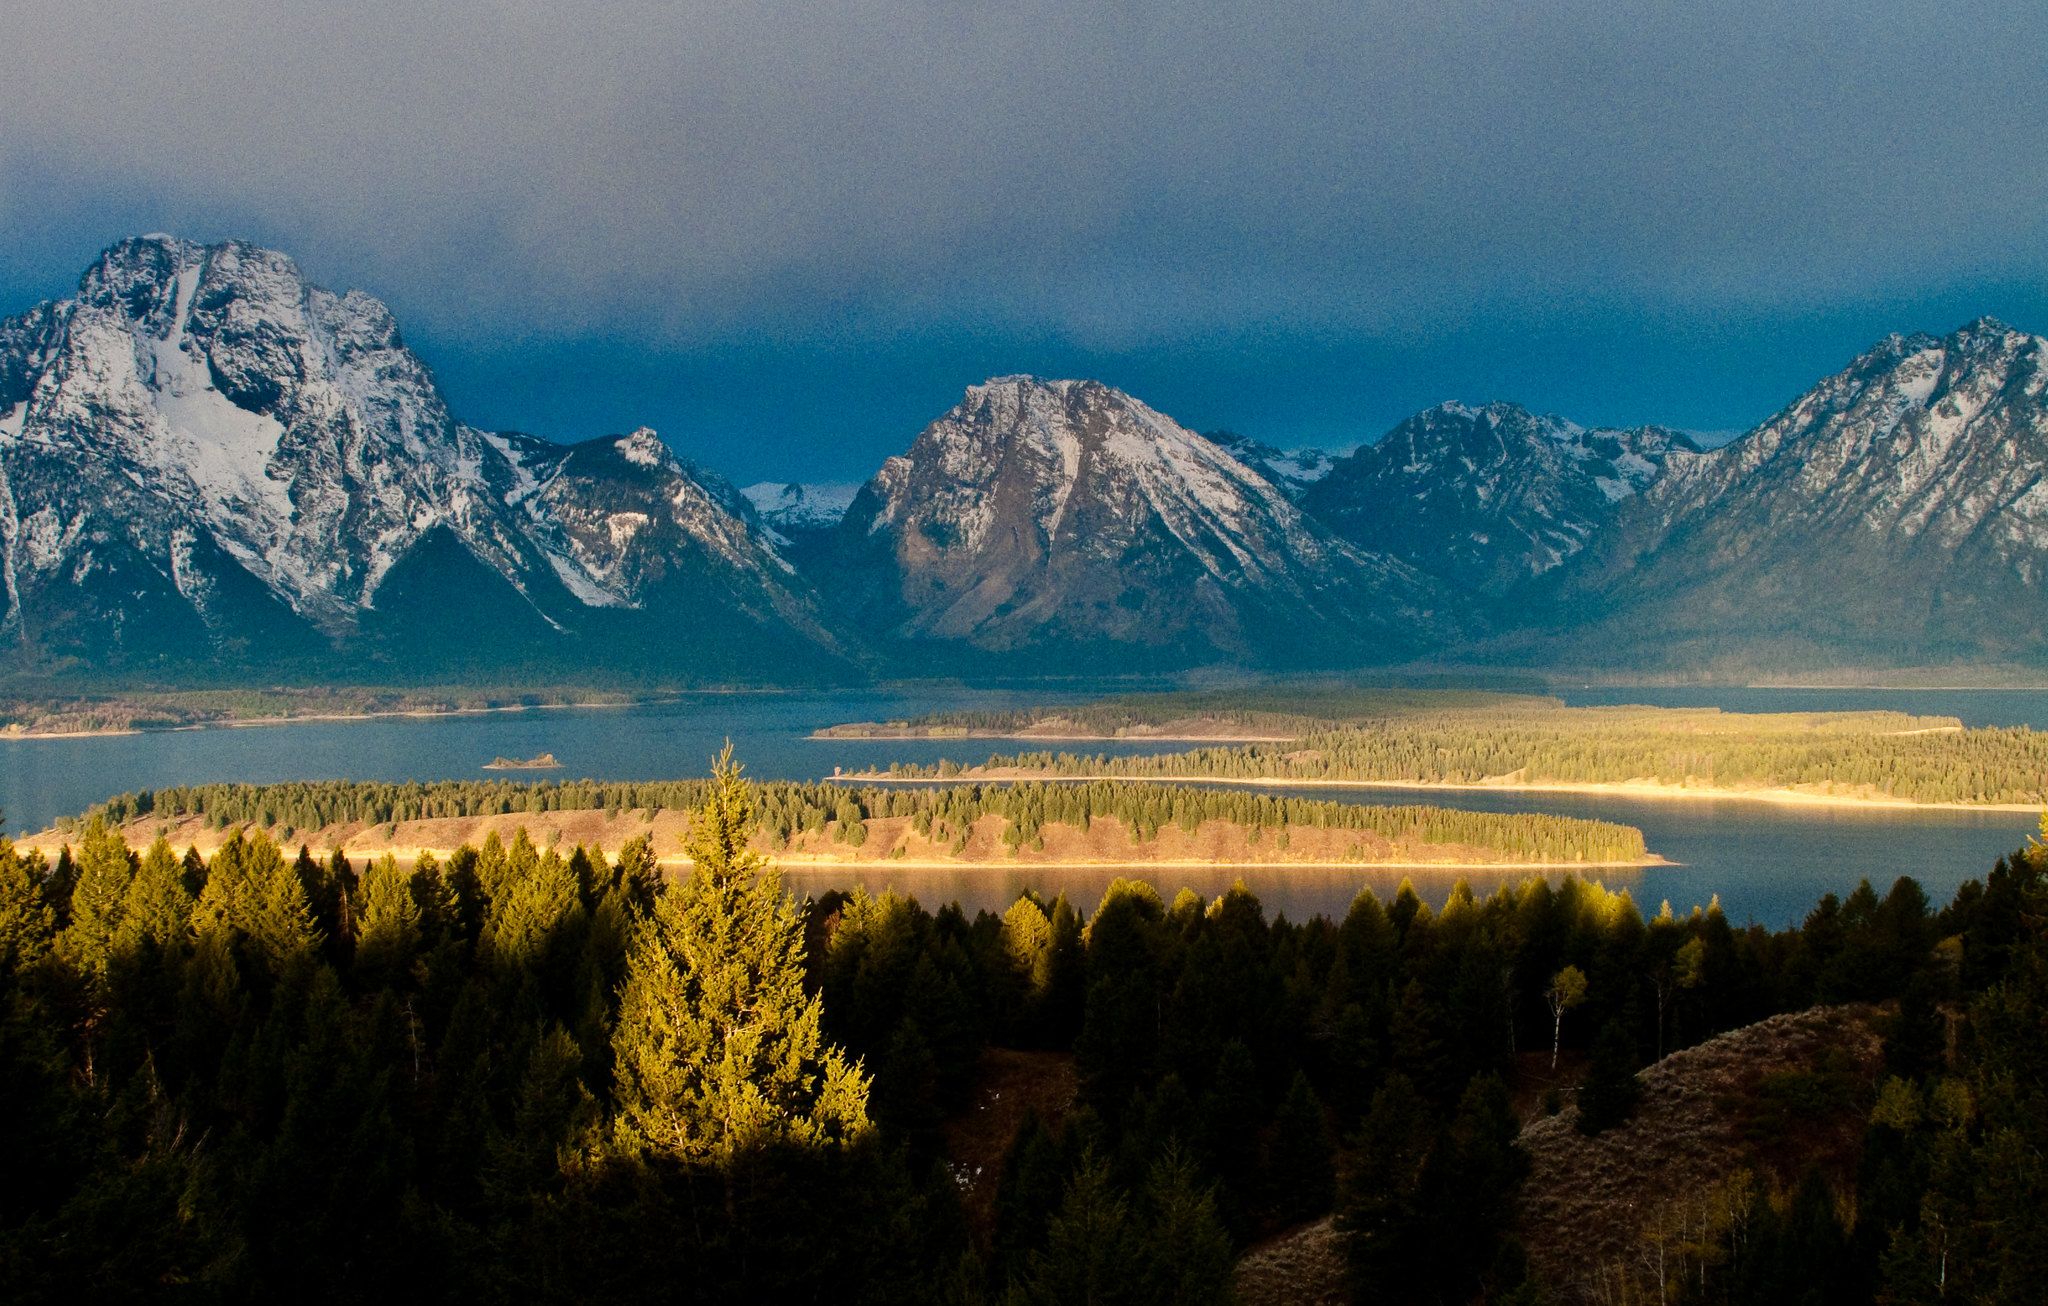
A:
881 704 2048 806
5 755 2046 1302
76 777 1649 865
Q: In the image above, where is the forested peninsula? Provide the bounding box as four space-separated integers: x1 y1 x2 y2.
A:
849 692 2048 808
45 777 1654 869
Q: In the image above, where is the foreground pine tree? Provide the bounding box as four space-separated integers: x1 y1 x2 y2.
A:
610 746 869 1162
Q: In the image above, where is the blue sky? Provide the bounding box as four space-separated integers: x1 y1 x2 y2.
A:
4 0 2045 484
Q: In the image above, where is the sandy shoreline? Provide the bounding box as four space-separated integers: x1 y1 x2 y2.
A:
16 804 1665 872
837 771 2044 814
662 854 1664 872
814 729 1298 743
6 835 1666 874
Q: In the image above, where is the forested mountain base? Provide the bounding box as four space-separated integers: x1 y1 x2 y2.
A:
3 762 2045 1301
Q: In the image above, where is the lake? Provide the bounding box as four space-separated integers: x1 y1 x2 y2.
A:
4 686 2041 929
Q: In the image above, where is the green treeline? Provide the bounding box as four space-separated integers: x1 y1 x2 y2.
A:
81 777 1649 863
826 686 1550 739
6 762 2047 1300
895 706 2048 805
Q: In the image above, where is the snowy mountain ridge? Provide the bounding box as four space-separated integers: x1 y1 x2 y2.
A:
0 236 837 675
1551 317 2048 667
1303 400 1700 597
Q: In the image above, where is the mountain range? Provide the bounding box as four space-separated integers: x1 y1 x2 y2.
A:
3 235 2042 683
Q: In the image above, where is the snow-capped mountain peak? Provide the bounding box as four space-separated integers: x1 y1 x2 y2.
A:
0 236 843 676
1554 316 2048 668
816 374 1442 665
615 427 674 469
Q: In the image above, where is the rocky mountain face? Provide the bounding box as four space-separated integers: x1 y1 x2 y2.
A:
740 481 861 543
1201 431 1338 502
807 376 1446 669
0 237 846 680
1304 402 1699 599
1551 318 2048 668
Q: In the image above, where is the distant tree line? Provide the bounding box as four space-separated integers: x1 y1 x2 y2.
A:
825 686 1546 740
0 685 648 735
895 708 2048 805
4 758 2045 1300
81 777 1649 864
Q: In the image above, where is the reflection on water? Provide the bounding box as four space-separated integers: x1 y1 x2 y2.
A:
782 783 2034 932
2 686 2039 930
779 861 1648 926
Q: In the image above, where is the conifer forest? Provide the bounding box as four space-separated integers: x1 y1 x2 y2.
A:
878 700 2048 808
4 752 2046 1302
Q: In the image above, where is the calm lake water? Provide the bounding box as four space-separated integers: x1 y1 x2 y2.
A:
4 686 2041 930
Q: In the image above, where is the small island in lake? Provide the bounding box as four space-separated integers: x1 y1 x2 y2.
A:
483 752 562 770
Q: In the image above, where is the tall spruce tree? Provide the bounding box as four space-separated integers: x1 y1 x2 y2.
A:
1009 1151 1139 1305
0 839 55 974
356 854 422 988
610 748 869 1163
58 818 133 975
243 833 323 973
118 835 194 956
1141 1145 1234 1304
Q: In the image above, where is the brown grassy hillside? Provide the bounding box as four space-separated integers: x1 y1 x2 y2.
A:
1517 1004 1884 1301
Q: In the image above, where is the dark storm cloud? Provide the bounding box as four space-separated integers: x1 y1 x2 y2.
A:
3 0 2047 476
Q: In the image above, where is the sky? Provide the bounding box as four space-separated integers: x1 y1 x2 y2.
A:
3 0 2045 484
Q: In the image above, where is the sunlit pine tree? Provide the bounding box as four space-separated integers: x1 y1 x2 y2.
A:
58 818 134 976
610 747 869 1163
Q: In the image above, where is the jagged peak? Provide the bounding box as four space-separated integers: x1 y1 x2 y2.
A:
1793 317 2046 417
922 374 1223 475
615 427 675 469
1395 400 1587 444
94 232 205 264
958 374 1143 411
76 236 204 319
79 234 305 295
1941 314 2041 357
970 372 1080 393
1957 313 2014 336
1844 329 1945 375
1429 399 1530 422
